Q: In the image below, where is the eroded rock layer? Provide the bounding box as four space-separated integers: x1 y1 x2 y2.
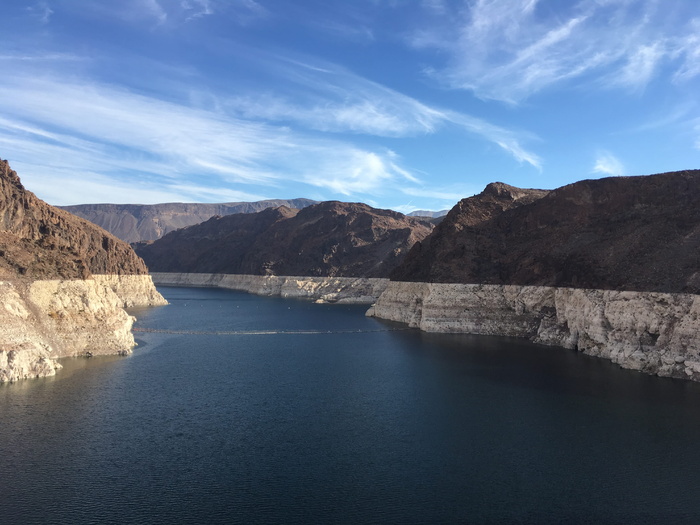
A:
0 159 166 381
368 282 700 380
151 272 389 304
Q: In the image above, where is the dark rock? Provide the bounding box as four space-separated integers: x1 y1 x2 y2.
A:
391 171 700 293
134 201 433 278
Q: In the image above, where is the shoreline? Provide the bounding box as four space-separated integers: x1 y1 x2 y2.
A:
367 281 700 382
150 272 389 304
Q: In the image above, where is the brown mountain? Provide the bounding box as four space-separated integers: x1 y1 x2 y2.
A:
391 170 700 293
134 201 433 278
60 199 317 243
0 159 148 280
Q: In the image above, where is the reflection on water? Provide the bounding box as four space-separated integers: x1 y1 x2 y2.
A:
2 286 700 524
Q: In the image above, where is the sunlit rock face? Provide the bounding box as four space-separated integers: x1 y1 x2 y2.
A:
0 159 166 382
368 282 700 381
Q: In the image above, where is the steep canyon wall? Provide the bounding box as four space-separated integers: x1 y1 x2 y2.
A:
367 282 700 381
0 275 166 382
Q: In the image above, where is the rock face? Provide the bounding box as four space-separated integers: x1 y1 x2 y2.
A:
368 282 700 381
0 160 151 280
60 198 317 243
0 159 166 382
135 201 433 278
151 272 389 304
393 172 700 293
371 170 700 381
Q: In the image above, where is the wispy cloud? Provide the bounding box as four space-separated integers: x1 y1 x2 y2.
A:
592 152 625 176
303 150 414 196
0 52 83 62
182 0 213 20
26 1 53 24
57 0 266 29
222 54 542 168
0 73 431 204
411 0 700 103
145 0 168 24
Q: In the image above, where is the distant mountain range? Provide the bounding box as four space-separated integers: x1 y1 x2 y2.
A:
59 199 317 243
134 201 434 278
407 209 449 218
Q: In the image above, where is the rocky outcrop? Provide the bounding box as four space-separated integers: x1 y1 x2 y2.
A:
367 282 700 380
0 275 166 382
60 198 317 243
151 272 389 304
0 159 166 381
372 170 700 381
0 160 152 280
135 201 433 278
392 171 700 293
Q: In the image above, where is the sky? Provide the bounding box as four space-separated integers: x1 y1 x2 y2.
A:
1 0 700 213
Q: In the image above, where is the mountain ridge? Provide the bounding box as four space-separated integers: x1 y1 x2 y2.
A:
60 198 317 243
134 200 433 278
391 170 700 293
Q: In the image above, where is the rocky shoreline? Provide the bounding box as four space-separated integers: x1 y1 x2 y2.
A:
367 281 700 381
0 275 166 382
150 272 389 304
152 272 700 381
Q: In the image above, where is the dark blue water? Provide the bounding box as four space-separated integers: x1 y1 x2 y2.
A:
3 286 700 524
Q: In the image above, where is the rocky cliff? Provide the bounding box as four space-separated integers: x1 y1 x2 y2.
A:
134 201 433 278
368 282 700 381
60 198 317 243
0 159 166 382
371 170 700 381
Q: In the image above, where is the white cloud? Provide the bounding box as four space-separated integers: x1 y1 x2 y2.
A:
0 73 432 204
592 152 625 176
614 43 665 90
222 55 542 168
303 150 412 196
411 0 700 103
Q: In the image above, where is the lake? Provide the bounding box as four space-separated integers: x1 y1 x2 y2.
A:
2 286 700 524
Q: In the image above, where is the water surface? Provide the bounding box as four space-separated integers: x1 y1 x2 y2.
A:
2 286 700 524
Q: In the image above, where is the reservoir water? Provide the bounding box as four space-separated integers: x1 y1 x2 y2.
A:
3 286 700 524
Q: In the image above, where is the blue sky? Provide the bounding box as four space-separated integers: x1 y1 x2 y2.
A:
1 0 700 213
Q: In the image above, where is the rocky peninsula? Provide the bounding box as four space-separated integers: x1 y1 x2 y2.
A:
369 171 700 381
0 159 166 382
